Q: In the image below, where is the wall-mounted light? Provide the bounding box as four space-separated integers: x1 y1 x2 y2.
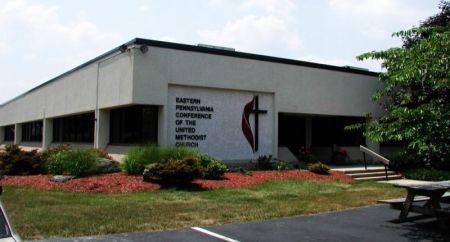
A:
118 44 148 54
118 44 128 53
140 45 149 54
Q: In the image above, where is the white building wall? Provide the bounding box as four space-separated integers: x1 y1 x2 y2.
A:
133 46 383 118
0 42 384 159
0 51 135 126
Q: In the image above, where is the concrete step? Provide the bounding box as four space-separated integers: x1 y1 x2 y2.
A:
349 171 396 178
354 174 403 181
332 166 387 174
342 168 387 174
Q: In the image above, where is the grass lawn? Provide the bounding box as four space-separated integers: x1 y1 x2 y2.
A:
2 179 404 240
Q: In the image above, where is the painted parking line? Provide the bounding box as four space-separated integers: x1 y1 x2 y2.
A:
191 227 240 242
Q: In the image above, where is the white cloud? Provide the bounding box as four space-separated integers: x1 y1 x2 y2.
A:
298 55 383 72
298 55 351 67
329 0 417 17
361 27 390 39
0 0 120 64
0 0 122 103
198 15 301 55
240 0 296 16
208 0 224 8
137 4 150 12
155 36 178 43
0 41 9 57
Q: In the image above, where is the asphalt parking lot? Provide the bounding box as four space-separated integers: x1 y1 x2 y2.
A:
36 205 449 242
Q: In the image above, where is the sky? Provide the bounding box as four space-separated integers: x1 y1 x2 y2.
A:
0 0 443 104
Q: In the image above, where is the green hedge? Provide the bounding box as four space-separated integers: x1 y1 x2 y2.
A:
122 145 202 175
46 149 97 176
143 157 205 185
403 168 450 181
123 145 227 179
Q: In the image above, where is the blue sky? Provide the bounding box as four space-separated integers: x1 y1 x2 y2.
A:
0 0 443 104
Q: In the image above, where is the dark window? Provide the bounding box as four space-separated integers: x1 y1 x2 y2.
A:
312 116 366 146
53 113 95 143
3 125 14 141
22 121 43 142
278 114 306 148
110 105 158 144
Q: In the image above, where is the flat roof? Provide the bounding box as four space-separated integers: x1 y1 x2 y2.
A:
1 38 379 107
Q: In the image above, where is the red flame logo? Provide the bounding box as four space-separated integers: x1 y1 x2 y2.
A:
242 97 255 152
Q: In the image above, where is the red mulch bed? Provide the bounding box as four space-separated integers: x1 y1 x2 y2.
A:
1 170 351 193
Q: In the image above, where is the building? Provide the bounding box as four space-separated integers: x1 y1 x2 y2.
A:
0 38 386 162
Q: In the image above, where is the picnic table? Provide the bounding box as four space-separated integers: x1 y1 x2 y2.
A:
379 181 450 228
394 181 450 222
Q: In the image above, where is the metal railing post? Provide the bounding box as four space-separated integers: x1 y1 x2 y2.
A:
363 152 367 170
385 165 389 181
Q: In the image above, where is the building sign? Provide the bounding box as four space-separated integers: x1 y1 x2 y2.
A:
168 85 274 161
174 97 214 148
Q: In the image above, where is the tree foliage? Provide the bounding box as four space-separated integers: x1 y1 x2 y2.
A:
353 1 450 168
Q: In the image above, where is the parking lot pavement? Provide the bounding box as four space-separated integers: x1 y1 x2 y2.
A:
35 205 449 242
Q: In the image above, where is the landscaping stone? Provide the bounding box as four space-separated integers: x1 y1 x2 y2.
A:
91 158 121 174
51 175 76 183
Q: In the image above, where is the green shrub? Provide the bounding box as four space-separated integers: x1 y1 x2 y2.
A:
255 155 273 170
308 162 330 175
294 162 308 170
88 148 114 160
122 145 162 174
403 168 450 181
273 160 293 171
200 154 227 179
0 144 46 175
41 144 71 162
160 146 200 161
46 152 66 175
387 150 425 172
143 157 205 185
122 145 201 175
46 149 96 176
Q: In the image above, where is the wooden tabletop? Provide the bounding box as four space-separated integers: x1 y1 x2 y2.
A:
395 181 450 191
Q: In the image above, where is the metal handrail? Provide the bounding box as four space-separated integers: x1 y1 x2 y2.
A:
360 145 390 180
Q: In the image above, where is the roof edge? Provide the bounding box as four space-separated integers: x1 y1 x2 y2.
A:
133 38 379 77
1 38 379 107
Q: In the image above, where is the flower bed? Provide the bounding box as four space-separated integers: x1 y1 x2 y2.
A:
1 170 351 193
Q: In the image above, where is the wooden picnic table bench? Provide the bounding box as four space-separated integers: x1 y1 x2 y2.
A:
378 192 450 210
378 181 450 227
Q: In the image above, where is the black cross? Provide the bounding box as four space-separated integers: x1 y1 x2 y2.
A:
250 96 267 152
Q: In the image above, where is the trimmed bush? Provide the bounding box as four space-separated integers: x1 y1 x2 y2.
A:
46 151 66 175
46 149 97 176
143 157 205 185
41 144 71 162
122 145 201 175
160 146 200 161
387 150 425 172
403 168 450 181
255 155 274 170
200 154 227 179
0 144 46 175
308 162 330 175
122 145 162 174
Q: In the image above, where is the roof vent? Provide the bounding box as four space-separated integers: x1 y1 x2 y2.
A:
342 65 369 71
197 43 235 51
